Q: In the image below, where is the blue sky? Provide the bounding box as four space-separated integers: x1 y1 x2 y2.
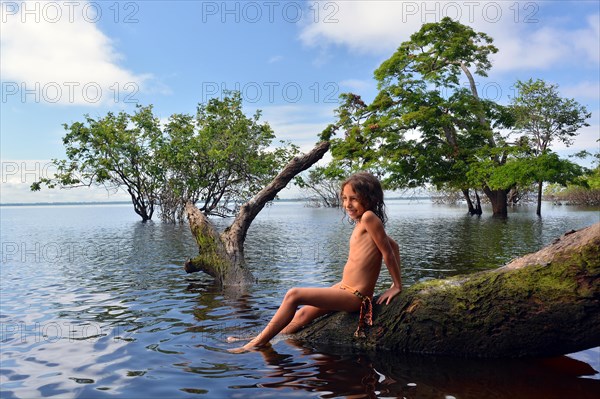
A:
1 0 599 203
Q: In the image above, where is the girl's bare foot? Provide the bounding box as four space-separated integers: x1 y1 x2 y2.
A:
228 342 271 353
226 335 252 343
227 339 271 353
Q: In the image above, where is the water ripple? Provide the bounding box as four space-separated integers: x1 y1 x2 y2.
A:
1 202 598 398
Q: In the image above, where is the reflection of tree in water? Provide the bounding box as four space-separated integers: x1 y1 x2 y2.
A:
236 340 599 399
373 350 599 399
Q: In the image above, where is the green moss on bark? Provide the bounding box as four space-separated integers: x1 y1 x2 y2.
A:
185 213 233 279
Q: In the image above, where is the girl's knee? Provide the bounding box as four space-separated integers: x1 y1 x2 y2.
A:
283 287 296 301
289 307 311 329
295 306 308 319
283 287 302 304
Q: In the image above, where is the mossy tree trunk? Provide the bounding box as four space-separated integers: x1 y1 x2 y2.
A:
294 223 600 358
184 141 330 285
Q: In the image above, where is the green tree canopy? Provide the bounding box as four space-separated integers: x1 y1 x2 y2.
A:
330 17 516 216
328 18 589 217
31 105 163 221
509 78 591 215
32 92 297 222
511 79 591 152
159 92 296 222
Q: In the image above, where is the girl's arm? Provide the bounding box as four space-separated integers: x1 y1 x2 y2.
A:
387 236 402 288
362 211 402 305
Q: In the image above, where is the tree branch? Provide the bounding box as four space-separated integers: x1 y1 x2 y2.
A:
221 141 330 256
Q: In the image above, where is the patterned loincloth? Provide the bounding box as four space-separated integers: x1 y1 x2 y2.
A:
339 283 373 338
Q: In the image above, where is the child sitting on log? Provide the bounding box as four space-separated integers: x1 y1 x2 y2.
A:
229 172 402 352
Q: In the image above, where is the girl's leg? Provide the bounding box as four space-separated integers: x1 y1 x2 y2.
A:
226 305 328 343
233 286 361 351
280 305 330 335
280 282 343 335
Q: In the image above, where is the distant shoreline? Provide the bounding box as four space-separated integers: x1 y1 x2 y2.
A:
0 197 432 207
0 201 133 207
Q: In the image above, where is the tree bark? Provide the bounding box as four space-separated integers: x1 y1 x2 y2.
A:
462 189 476 215
460 62 497 150
462 189 482 216
185 141 331 284
482 186 509 217
474 190 482 215
294 223 600 358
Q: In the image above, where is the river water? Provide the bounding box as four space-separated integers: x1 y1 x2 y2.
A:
1 200 599 398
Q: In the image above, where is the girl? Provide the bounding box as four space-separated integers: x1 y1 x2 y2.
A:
229 172 402 352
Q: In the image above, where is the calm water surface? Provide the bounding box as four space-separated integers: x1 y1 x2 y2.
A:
1 200 599 398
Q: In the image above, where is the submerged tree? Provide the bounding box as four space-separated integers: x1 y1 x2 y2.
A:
31 93 298 223
295 164 346 208
374 17 519 216
31 105 163 222
510 79 591 216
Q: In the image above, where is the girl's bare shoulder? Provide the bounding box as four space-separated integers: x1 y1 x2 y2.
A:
361 210 382 224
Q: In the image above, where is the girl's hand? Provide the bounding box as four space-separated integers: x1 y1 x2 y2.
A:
376 285 402 305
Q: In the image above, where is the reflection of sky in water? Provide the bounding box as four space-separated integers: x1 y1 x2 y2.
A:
1 201 598 397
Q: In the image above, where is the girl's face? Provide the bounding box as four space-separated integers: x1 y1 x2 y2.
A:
341 184 367 221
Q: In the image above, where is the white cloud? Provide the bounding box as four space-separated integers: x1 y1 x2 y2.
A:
300 1 422 54
0 160 131 203
490 14 600 72
561 81 600 100
299 2 599 71
541 124 599 169
258 104 337 151
575 14 600 65
555 124 600 152
0 0 151 106
268 55 284 64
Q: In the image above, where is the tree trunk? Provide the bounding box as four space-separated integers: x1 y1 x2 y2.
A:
482 186 509 217
474 190 482 215
537 180 543 217
129 189 153 222
462 189 482 216
183 201 253 284
461 189 476 215
185 141 330 284
294 223 600 358
460 62 497 150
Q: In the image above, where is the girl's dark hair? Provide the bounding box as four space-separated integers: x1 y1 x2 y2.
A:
340 172 387 225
